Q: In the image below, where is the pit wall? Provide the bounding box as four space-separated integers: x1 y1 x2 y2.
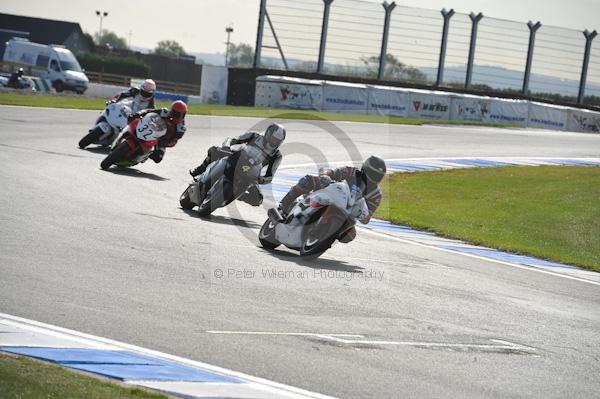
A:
255 75 600 134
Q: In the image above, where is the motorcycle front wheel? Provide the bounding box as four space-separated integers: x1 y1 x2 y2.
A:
78 126 103 149
100 142 129 170
197 180 233 217
259 219 280 249
299 215 345 258
179 185 195 210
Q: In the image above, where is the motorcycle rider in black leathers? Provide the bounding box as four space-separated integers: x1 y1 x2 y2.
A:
189 123 286 206
6 68 24 88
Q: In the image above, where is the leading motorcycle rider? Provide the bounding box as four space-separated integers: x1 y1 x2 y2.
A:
128 100 188 163
189 123 286 206
277 155 386 242
108 78 156 113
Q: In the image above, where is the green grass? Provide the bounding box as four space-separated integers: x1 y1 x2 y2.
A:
0 91 497 126
0 352 169 399
375 166 600 271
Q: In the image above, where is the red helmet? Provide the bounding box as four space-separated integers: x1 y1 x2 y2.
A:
169 100 187 123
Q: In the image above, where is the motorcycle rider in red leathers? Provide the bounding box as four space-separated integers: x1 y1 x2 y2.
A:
128 100 188 163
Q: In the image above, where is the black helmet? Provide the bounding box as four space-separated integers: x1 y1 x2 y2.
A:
264 123 286 151
361 155 386 184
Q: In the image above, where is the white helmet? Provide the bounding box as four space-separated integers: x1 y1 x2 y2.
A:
264 123 286 151
139 79 156 99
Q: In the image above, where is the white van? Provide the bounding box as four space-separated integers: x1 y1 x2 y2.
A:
3 38 89 94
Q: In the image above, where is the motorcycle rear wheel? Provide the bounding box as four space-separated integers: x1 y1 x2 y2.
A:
100 142 129 170
259 219 281 249
78 126 103 149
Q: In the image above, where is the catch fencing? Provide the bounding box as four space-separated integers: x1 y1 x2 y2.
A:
253 0 600 107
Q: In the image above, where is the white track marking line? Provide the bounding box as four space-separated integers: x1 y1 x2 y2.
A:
207 331 363 338
205 331 536 352
0 313 335 399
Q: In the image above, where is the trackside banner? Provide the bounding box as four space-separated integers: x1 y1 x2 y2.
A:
255 76 323 110
488 99 529 126
567 108 600 133
367 85 409 117
253 75 600 134
322 81 368 114
527 102 568 130
450 95 492 121
408 90 451 119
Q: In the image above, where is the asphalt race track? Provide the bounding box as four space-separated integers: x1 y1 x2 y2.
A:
1 105 599 398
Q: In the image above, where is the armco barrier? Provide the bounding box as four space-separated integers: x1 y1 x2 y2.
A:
254 75 600 133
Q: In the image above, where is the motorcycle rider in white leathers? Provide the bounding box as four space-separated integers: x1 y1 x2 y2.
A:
277 155 386 242
107 78 156 113
189 123 286 206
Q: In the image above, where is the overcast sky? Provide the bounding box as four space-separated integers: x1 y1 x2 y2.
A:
2 0 598 54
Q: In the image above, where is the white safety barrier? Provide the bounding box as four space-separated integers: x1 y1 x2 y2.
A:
450 94 492 122
488 98 529 127
367 85 409 117
255 75 323 110
567 108 600 133
322 81 368 114
528 102 569 131
254 75 600 134
408 89 452 120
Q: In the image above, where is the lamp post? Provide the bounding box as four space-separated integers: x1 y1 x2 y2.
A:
95 10 108 43
225 26 234 66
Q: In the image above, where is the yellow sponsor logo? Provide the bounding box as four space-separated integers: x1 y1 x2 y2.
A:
242 165 251 173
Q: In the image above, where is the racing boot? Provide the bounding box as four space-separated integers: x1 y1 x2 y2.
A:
278 186 304 217
189 157 211 177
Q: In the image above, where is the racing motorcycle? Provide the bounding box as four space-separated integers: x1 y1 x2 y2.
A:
259 180 369 258
78 99 133 149
179 142 263 217
100 112 166 170
0 75 34 90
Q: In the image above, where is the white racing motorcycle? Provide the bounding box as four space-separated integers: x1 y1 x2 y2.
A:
259 180 369 258
78 98 133 149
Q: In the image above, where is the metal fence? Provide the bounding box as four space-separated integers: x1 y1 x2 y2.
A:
253 0 600 106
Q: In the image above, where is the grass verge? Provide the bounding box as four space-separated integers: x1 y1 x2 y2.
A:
0 91 497 126
375 166 600 272
0 352 168 399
